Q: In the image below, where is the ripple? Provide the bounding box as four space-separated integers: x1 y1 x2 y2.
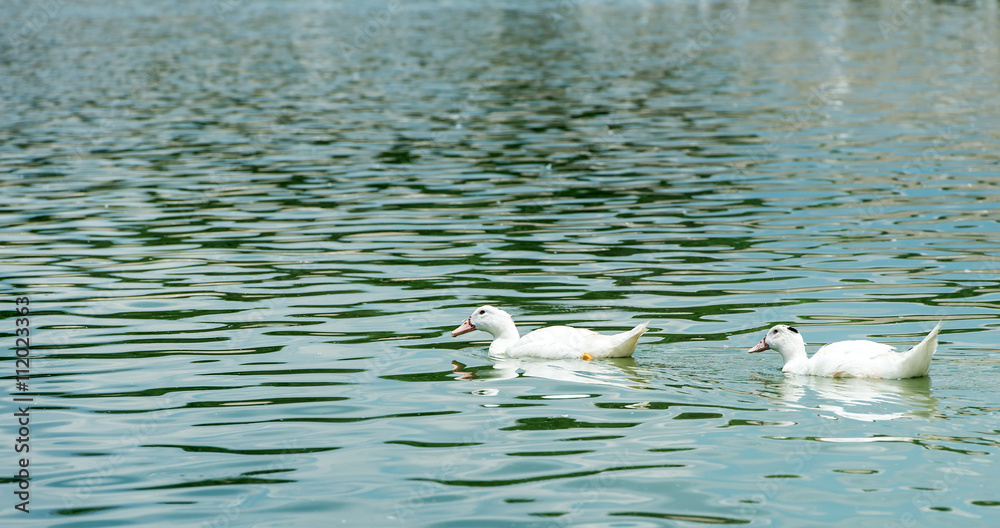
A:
609 511 750 525
500 417 640 431
415 464 684 488
3 1 1000 526
135 470 297 490
144 445 339 455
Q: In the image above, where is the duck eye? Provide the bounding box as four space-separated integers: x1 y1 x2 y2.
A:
771 329 777 334
788 327 799 334
479 310 485 315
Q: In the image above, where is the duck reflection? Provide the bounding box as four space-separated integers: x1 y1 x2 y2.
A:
759 374 941 421
451 355 649 389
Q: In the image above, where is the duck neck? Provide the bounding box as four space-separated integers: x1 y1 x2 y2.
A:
777 342 810 372
488 319 520 356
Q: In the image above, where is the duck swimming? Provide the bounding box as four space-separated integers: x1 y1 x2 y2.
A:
451 305 648 360
748 322 942 379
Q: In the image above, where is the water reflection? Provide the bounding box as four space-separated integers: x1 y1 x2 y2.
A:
4 0 1000 526
450 356 650 389
761 374 941 421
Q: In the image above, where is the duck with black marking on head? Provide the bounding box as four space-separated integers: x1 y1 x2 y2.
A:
748 323 941 379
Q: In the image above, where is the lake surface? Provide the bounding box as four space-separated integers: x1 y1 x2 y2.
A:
2 0 1000 526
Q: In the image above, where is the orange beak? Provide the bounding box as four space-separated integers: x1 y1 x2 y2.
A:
748 337 769 353
451 318 476 337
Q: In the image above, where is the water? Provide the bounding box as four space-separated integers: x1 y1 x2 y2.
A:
2 0 1000 526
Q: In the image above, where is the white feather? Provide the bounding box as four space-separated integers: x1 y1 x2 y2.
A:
452 305 647 360
748 323 941 379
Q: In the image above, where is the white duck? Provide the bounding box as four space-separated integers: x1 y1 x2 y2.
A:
748 322 942 379
451 305 648 360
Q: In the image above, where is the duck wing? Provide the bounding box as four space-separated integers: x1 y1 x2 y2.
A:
808 322 941 379
505 322 648 360
505 326 602 359
808 340 898 378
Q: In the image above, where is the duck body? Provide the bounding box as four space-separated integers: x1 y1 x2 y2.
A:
452 305 647 360
748 323 941 379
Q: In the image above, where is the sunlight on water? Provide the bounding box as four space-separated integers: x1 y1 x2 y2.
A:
2 0 1000 526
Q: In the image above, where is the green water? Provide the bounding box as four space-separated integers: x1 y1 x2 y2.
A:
2 0 1000 526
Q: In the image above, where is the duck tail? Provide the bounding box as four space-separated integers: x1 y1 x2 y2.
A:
605 321 649 358
900 322 941 378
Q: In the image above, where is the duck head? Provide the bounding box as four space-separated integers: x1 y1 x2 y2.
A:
451 305 515 338
748 324 806 364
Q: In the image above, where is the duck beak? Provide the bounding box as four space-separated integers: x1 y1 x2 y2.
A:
451 318 476 337
747 337 769 353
